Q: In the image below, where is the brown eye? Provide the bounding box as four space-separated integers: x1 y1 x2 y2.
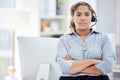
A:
85 12 90 16
77 13 81 16
76 12 81 16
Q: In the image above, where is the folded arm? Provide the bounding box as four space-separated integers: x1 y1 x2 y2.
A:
81 65 102 75
64 55 102 74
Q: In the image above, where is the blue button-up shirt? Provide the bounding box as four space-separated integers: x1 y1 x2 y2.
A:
56 29 116 76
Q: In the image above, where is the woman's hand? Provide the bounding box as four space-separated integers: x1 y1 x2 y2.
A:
63 55 72 60
91 59 102 64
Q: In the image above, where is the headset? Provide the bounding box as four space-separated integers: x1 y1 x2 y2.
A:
91 12 97 27
91 14 97 22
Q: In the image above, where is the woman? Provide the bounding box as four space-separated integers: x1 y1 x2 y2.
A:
56 1 116 80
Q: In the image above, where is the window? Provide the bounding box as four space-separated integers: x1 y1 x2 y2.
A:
0 29 12 80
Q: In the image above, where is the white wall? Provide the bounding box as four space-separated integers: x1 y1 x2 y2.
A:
96 0 116 34
116 0 120 45
16 0 40 37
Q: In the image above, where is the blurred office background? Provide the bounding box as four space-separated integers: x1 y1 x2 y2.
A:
0 0 120 80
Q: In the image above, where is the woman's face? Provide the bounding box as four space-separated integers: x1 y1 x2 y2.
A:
73 5 92 31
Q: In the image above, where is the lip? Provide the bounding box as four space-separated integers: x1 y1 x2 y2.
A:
79 22 86 26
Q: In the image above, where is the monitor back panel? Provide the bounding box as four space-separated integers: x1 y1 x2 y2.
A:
18 37 61 80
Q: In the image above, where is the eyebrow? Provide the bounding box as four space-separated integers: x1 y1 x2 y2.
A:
76 12 90 14
85 12 90 14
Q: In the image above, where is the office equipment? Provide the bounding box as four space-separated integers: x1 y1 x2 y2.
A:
36 63 50 80
17 37 61 80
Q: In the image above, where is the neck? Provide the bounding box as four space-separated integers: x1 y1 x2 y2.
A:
76 28 90 37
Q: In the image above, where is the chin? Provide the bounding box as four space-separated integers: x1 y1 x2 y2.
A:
78 27 89 31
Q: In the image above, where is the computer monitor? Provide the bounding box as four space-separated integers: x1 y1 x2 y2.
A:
17 37 61 80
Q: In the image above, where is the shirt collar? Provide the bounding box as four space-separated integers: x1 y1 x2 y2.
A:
68 28 100 35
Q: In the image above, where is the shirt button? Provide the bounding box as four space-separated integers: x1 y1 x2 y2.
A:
83 48 87 51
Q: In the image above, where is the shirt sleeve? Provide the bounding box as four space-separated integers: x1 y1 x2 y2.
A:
95 35 116 74
55 37 74 74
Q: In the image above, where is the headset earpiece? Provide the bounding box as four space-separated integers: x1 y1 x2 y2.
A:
91 15 97 22
90 13 97 27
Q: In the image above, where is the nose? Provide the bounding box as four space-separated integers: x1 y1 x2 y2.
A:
81 15 86 21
